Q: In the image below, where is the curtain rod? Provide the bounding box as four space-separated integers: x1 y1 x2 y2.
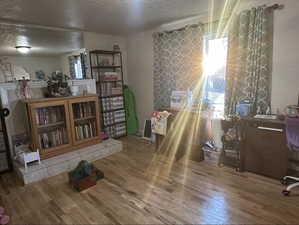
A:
268 4 284 10
156 3 284 34
157 23 202 34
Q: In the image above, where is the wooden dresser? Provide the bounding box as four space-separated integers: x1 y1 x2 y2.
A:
155 108 212 162
240 118 288 179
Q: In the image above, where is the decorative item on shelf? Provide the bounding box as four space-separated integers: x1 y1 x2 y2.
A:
13 65 31 81
99 58 111 66
277 112 285 121
82 89 88 96
285 105 299 118
235 99 252 117
113 44 120 51
35 70 46 80
0 57 13 83
15 77 31 99
46 71 71 97
68 160 104 192
70 85 80 96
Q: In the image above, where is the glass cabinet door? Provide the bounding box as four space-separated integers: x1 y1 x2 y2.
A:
31 102 72 156
70 98 100 144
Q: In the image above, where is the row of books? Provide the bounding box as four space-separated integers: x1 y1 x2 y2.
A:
101 96 124 112
102 72 121 81
115 123 126 137
36 107 64 126
103 110 126 126
104 123 126 138
114 110 126 123
90 54 121 67
98 83 123 97
39 127 68 149
93 70 122 82
98 72 122 81
75 121 97 141
73 102 95 119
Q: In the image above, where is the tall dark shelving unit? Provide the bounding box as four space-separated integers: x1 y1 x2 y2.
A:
0 103 12 174
89 50 127 139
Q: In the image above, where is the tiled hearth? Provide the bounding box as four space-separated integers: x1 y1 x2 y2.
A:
14 139 122 184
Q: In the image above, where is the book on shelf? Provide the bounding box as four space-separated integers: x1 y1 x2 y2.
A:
91 54 117 67
93 70 121 82
36 107 64 126
104 122 126 138
102 72 120 81
75 120 96 140
99 83 123 97
73 102 95 119
103 109 125 126
101 96 124 112
39 127 68 149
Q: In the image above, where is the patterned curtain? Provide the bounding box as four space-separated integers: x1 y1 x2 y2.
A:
153 25 204 110
225 6 273 115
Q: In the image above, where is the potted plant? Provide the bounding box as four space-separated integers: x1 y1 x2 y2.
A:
46 71 71 97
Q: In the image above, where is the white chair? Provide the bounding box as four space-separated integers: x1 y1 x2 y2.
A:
282 117 299 196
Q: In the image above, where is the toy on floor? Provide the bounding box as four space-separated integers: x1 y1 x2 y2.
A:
15 144 41 171
69 160 104 192
0 207 10 225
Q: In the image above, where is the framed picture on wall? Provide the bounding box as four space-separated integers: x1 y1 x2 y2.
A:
0 57 14 82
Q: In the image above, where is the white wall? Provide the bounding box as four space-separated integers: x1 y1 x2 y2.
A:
127 0 299 131
4 56 61 80
83 32 128 84
127 30 154 129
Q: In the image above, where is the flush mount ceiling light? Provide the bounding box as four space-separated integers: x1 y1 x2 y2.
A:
15 46 31 54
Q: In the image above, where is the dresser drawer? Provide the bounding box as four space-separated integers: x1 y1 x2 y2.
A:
243 119 288 179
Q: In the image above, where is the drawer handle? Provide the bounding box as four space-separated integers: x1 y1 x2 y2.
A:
257 126 283 132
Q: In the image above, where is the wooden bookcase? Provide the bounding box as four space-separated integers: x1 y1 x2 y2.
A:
89 50 127 139
25 95 101 159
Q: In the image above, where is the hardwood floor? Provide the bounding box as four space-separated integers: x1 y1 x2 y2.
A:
1 136 299 224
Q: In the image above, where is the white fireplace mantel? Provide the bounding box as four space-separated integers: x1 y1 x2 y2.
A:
0 79 96 106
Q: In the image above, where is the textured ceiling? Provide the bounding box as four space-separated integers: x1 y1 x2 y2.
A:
0 0 227 56
0 0 213 34
0 24 83 56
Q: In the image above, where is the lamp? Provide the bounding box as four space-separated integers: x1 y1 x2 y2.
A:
15 46 31 54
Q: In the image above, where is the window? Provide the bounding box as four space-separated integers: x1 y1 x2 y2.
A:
74 56 83 79
69 53 87 79
202 35 228 118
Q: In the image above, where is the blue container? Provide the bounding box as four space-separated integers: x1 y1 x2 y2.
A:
236 101 252 117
